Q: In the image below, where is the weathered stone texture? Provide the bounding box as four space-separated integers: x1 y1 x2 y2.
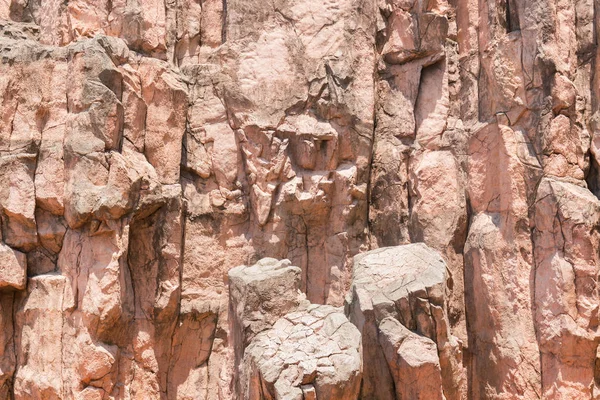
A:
0 0 599 398
230 258 362 400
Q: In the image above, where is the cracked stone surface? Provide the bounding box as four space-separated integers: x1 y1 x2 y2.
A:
378 317 443 400
0 0 599 398
230 258 362 400
241 305 362 400
346 243 465 400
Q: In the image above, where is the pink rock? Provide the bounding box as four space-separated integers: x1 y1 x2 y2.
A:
0 154 37 251
379 317 443 400
139 59 188 185
107 0 167 57
1 0 600 397
534 177 600 398
465 122 542 399
0 241 26 290
347 243 458 400
14 275 67 399
543 114 586 179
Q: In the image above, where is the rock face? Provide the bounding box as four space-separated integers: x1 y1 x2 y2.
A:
230 258 362 400
533 178 600 399
346 243 465 400
378 317 443 400
0 0 599 398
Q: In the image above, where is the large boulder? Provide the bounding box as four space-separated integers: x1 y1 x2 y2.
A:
241 305 362 400
346 243 461 399
230 257 362 400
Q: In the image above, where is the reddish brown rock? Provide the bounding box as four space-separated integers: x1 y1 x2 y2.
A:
0 292 15 398
0 0 599 398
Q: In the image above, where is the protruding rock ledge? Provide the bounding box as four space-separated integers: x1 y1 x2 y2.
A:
229 258 304 353
242 304 362 400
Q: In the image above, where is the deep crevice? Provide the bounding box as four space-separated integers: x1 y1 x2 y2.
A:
505 0 520 33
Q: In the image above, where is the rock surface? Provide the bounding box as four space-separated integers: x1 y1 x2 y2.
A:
230 258 362 400
241 305 362 400
228 257 304 394
346 243 464 400
0 0 599 398
378 317 443 400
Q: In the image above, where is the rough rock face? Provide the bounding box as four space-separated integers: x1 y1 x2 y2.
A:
346 243 464 400
228 257 304 390
229 258 362 400
0 0 599 398
378 317 444 400
242 306 362 400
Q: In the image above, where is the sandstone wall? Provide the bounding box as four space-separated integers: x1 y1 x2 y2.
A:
0 0 599 398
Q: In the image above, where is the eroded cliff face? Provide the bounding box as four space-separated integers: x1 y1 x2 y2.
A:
0 0 598 398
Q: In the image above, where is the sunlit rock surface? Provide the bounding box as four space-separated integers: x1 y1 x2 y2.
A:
1 0 600 398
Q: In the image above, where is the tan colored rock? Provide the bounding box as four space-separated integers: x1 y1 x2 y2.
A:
346 243 462 400
107 0 168 57
0 241 26 290
378 317 443 400
542 114 586 180
369 0 450 249
242 305 362 400
214 0 376 307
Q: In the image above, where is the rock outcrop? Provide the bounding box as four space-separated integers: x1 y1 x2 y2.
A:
346 243 464 400
0 0 599 398
378 317 443 400
533 177 600 398
241 305 362 400
230 258 362 400
228 258 304 386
